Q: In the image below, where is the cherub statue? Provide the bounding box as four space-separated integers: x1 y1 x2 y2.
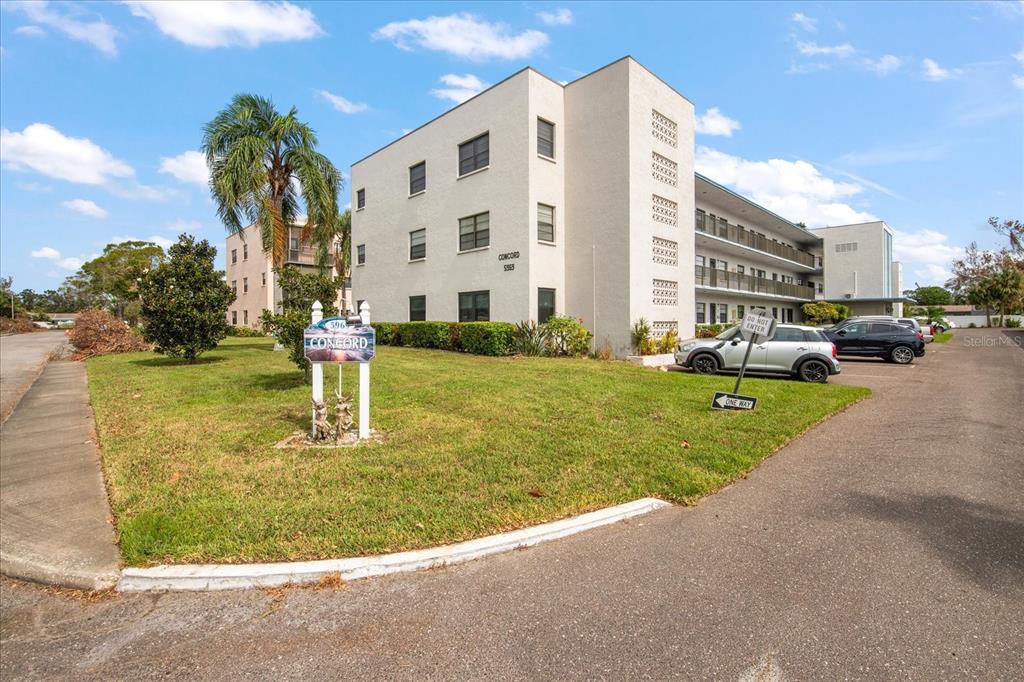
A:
311 398 334 442
335 391 354 442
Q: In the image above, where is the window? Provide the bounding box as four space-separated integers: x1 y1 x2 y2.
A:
409 295 426 321
537 119 554 158
695 209 706 230
356 188 365 209
231 249 237 264
231 280 237 295
243 310 249 325
737 265 745 275
357 244 366 265
243 244 248 261
695 255 706 267
231 310 237 325
835 242 858 253
537 204 555 242
817 282 824 293
737 305 745 319
458 133 489 176
870 323 901 334
243 277 248 293
459 212 490 251
773 327 805 342
409 162 426 195
409 228 426 260
458 290 489 321
261 272 266 286
717 304 728 324
538 288 555 323
696 302 706 324
772 307 779 319
709 258 727 271
290 236 300 251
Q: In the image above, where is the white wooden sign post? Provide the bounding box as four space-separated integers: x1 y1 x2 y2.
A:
305 300 375 440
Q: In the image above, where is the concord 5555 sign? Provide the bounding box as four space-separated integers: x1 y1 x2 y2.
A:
303 317 376 363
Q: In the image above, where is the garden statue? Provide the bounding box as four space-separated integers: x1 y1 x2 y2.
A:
335 392 354 442
311 397 334 442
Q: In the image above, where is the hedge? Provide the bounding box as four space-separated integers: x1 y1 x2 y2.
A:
370 321 515 356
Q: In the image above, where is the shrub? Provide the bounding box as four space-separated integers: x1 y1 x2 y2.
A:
1006 318 1021 328
968 322 977 328
259 266 342 380
371 322 400 345
543 315 592 357
512 320 549 356
0 313 39 335
139 236 234 363
834 303 850 321
67 308 150 358
631 318 654 355
801 301 842 325
695 323 726 338
656 329 679 354
447 322 463 352
398 321 452 349
227 325 265 337
459 322 515 356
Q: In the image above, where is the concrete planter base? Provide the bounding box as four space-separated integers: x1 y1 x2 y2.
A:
625 353 676 367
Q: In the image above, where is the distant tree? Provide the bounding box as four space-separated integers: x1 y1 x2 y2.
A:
313 209 351 311
203 94 342 268
18 288 40 311
80 241 165 322
140 235 235 363
0 276 24 318
260 266 342 380
989 216 1023 257
905 285 953 306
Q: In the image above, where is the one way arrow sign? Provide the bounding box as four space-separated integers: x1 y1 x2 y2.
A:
711 391 758 411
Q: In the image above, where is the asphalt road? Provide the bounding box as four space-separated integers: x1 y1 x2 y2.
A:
2 328 1021 680
0 331 67 423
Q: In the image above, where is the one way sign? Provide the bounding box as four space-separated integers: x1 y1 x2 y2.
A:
711 391 758 411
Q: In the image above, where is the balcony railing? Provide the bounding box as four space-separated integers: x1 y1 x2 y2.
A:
695 214 817 268
695 266 814 300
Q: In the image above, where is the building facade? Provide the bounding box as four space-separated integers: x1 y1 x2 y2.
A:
224 224 349 329
812 221 905 317
349 56 905 355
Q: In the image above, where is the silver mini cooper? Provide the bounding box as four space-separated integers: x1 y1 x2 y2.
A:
675 324 841 383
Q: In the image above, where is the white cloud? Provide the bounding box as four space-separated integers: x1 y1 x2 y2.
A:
5 1 118 56
373 13 549 60
13 25 46 37
166 219 201 233
891 229 965 285
791 12 817 32
695 146 876 227
1 123 133 185
694 107 741 137
836 144 947 167
112 234 175 250
317 90 368 114
797 41 855 58
17 182 53 193
62 199 108 219
786 61 832 75
863 54 902 75
125 0 322 47
537 8 573 26
1014 74 1024 90
159 150 209 187
922 58 963 81
430 73 491 104
30 246 83 271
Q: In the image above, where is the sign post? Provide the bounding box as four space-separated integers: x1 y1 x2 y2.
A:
711 310 776 412
304 301 376 440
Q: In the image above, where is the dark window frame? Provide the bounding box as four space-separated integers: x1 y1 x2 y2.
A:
458 133 489 176
696 302 706 324
537 203 555 243
356 244 366 265
409 161 426 195
409 228 426 261
231 249 237 264
538 288 556 323
537 118 555 159
409 295 426 321
458 212 490 252
356 188 365 209
458 290 490 322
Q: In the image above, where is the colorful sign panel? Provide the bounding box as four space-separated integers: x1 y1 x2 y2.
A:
303 317 375 364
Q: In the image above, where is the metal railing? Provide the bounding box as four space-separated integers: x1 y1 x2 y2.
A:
695 214 817 268
695 266 814 300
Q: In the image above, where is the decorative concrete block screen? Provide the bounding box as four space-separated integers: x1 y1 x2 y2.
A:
652 278 678 306
652 194 678 226
652 236 678 266
651 152 678 187
651 109 678 148
651 320 678 338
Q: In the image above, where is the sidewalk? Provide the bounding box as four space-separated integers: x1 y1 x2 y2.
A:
0 331 68 422
0 361 120 590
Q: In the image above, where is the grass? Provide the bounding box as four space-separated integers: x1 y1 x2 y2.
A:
934 331 954 343
86 338 870 566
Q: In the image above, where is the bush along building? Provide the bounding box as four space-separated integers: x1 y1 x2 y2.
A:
347 57 905 356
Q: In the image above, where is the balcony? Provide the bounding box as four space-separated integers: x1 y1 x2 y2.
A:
695 214 817 268
695 266 814 301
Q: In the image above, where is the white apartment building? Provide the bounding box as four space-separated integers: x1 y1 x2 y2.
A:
348 56 904 355
812 221 905 317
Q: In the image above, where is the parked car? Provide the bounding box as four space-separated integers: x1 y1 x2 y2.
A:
824 320 925 364
676 324 840 383
849 315 932 342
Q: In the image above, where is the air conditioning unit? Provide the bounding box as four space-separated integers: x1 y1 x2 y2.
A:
843 294 853 299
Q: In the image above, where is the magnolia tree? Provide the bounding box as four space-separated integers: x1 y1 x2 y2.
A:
140 235 235 362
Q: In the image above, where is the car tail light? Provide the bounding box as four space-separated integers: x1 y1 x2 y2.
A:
917 331 924 341
831 343 838 358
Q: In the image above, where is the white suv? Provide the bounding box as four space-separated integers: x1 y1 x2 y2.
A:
675 324 841 383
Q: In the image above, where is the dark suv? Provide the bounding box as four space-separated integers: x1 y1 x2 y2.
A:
824 320 925 364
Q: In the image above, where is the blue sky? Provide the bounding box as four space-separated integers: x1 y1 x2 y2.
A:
1 0 1022 292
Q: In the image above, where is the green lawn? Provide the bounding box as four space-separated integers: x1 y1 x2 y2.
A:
86 338 870 566
934 331 953 343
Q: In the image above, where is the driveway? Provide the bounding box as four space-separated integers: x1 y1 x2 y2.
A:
0 331 67 423
1 329 1022 680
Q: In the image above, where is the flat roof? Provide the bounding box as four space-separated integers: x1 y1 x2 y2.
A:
695 173 822 246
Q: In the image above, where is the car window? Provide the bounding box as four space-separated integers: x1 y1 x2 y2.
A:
838 322 869 335
715 327 740 340
805 329 828 342
771 327 805 342
869 323 901 334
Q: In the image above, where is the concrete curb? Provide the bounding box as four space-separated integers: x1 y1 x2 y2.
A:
118 497 671 592
0 552 119 592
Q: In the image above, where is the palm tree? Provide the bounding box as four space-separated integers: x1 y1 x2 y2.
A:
312 209 352 311
202 94 341 267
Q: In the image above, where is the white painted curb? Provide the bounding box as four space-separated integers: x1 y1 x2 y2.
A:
118 497 670 592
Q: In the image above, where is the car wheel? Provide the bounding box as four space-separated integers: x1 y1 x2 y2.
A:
798 359 829 383
890 345 914 364
691 353 719 375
